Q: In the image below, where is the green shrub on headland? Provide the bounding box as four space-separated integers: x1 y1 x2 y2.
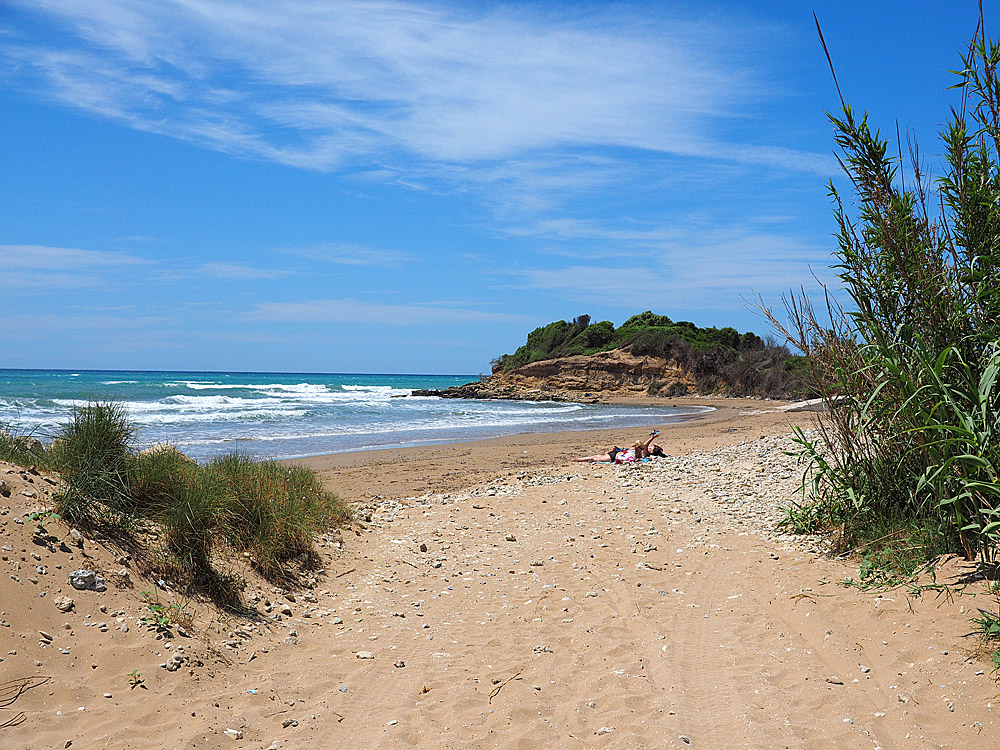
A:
494 311 808 399
4 401 348 604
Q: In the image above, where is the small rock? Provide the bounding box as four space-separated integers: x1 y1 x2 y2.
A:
505 534 517 542
530 560 544 567
279 604 293 617
596 727 613 735
281 718 298 728
825 676 843 685
223 728 243 740
419 543 428 553
680 736 691 744
356 651 375 660
68 570 106 592
39 631 54 642
394 660 405 668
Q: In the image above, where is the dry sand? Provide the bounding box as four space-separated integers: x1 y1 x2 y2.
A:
2 397 997 748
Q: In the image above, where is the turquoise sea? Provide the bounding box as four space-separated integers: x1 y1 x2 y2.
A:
0 369 713 461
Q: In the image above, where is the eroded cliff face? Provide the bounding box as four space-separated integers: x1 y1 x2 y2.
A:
413 351 694 401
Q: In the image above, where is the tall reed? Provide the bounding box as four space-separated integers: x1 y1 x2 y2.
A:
761 27 1000 568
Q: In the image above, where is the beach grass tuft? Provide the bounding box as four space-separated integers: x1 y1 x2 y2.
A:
206 453 349 580
5 399 349 604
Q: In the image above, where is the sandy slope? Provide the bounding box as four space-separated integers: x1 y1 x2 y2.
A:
2 403 997 749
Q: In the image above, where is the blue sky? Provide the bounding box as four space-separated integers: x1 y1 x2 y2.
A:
0 1 989 374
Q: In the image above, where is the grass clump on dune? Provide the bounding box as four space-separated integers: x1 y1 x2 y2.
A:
207 454 349 580
32 400 347 603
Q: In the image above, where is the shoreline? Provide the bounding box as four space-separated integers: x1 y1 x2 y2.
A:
287 396 807 503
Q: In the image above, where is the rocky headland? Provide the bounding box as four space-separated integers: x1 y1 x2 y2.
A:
412 350 694 402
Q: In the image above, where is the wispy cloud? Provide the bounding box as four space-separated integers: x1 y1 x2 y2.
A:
252 298 531 325
3 1 833 180
200 261 290 280
517 229 836 309
0 243 153 289
283 242 413 266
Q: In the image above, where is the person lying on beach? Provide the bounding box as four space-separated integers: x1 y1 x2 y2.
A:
573 431 665 463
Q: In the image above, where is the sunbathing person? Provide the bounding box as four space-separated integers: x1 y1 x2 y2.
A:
573 431 663 463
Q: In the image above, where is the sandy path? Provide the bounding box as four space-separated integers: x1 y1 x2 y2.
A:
3 406 998 748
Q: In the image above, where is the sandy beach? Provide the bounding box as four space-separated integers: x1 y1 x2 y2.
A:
2 398 997 748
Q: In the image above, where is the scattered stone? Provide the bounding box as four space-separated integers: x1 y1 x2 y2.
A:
162 646 186 672
138 443 196 464
69 570 106 592
14 436 44 453
533 645 553 654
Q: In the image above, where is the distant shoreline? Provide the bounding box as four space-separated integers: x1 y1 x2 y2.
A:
287 396 800 503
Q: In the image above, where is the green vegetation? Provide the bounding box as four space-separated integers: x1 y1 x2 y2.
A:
494 311 808 398
3 401 348 605
765 24 1000 662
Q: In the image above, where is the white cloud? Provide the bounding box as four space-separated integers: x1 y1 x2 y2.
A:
4 1 833 178
0 243 150 270
0 244 153 289
283 242 413 266
252 298 530 324
517 229 838 308
200 261 290 280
